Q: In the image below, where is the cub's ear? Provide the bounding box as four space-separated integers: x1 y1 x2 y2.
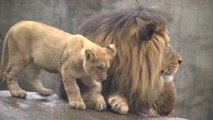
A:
136 17 157 41
85 49 95 60
106 44 116 57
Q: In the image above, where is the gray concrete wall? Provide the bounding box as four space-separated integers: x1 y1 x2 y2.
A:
0 0 212 120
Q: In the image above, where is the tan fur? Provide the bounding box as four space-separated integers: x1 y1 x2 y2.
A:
0 20 116 111
156 81 177 116
78 7 183 116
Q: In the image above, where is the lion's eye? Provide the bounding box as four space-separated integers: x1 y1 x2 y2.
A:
166 43 170 47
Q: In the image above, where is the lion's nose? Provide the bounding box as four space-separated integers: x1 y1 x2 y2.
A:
177 53 183 65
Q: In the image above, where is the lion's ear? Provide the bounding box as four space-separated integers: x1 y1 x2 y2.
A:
106 44 116 57
85 49 95 60
136 17 157 41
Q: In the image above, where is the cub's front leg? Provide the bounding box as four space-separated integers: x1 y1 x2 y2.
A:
81 79 106 111
61 67 86 110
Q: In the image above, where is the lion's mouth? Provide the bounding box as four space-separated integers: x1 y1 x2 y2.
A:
161 69 177 81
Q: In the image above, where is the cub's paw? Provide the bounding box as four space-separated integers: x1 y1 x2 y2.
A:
85 95 106 111
38 88 54 96
94 95 107 111
11 89 27 98
108 95 129 115
69 100 86 110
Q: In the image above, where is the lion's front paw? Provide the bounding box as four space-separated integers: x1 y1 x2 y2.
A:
108 95 129 115
69 100 86 110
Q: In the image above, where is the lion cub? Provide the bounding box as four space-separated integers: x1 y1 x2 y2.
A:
0 21 116 111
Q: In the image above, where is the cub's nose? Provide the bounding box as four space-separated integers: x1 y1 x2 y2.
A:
178 59 183 64
101 74 108 80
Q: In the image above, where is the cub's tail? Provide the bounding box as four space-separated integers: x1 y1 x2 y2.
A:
0 33 9 84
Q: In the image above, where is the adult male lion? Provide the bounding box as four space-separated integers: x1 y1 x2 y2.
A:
59 7 183 116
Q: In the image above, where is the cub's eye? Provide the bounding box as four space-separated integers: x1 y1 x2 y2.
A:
96 66 102 71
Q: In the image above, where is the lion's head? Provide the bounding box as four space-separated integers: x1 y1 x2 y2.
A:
79 7 182 112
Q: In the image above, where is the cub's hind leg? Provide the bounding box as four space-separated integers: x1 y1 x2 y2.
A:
4 38 29 98
5 63 27 98
25 63 53 96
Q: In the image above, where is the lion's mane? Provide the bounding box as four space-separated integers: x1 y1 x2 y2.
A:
79 7 171 111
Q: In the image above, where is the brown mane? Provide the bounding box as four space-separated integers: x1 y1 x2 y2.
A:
79 7 171 111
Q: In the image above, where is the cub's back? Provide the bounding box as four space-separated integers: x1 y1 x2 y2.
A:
4 21 73 71
8 20 71 42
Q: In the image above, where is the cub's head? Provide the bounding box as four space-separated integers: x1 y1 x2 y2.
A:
83 44 116 81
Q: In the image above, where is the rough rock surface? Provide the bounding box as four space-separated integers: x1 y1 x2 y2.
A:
0 91 188 120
